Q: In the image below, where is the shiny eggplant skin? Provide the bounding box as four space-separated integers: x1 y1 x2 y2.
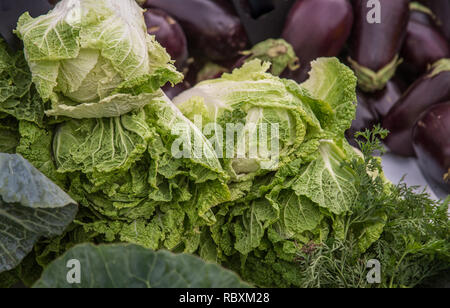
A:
412 102 450 193
427 0 450 41
401 20 450 75
383 59 450 156
409 2 437 27
349 0 410 92
162 81 190 100
281 0 353 83
143 0 248 61
366 79 404 120
280 64 310 84
350 0 410 70
144 9 188 69
345 90 379 148
347 79 404 147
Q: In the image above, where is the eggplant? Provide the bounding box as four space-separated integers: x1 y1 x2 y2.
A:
280 63 310 84
349 0 410 92
427 0 450 41
383 59 450 156
162 82 190 100
143 0 248 61
366 79 404 121
409 2 437 27
144 9 188 69
345 90 378 148
182 55 209 87
412 102 450 193
401 18 450 75
347 78 404 147
281 0 353 83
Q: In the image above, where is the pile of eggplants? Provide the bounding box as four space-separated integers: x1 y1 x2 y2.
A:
142 0 249 61
44 0 450 191
383 60 450 156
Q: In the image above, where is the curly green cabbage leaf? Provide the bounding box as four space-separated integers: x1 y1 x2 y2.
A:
0 117 19 154
0 37 59 178
15 0 182 119
0 38 45 125
301 57 358 139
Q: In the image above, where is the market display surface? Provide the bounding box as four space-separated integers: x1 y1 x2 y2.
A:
0 0 449 289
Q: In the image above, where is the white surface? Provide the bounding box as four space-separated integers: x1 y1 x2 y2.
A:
381 152 447 200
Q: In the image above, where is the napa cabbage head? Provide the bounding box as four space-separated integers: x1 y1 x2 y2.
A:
173 58 356 182
15 0 182 119
173 60 323 181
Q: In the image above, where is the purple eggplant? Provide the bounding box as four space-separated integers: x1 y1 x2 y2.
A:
427 0 450 41
281 0 353 83
345 90 379 148
280 63 310 84
143 0 248 61
412 102 450 193
144 9 188 70
366 79 405 121
383 59 450 156
409 2 438 27
163 81 190 100
349 0 410 92
401 18 450 75
347 78 404 147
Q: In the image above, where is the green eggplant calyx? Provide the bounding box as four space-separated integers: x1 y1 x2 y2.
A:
348 55 403 93
428 58 450 78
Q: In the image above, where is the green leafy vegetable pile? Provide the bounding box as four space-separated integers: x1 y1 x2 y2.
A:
172 57 448 287
0 0 448 288
9 0 232 254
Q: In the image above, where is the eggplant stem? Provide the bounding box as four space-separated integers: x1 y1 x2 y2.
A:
288 57 300 71
427 58 450 78
410 2 434 17
348 55 403 93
